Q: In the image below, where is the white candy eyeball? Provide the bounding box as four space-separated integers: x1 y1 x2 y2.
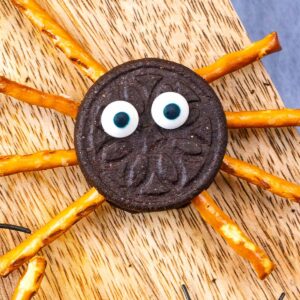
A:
101 100 139 138
151 92 189 129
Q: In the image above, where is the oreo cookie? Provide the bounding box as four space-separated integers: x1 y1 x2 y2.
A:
75 58 227 212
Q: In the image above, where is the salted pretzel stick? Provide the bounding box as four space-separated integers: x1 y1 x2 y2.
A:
226 109 300 128
195 32 281 83
193 191 274 279
222 155 300 202
0 76 79 118
11 256 46 300
12 0 107 81
0 188 105 276
0 149 77 176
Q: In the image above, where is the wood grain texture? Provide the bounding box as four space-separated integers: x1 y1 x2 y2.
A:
0 0 299 299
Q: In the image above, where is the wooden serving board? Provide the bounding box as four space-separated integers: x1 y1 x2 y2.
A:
0 1 299 299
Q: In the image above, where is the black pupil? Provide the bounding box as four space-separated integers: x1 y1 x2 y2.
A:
114 112 130 128
163 103 180 120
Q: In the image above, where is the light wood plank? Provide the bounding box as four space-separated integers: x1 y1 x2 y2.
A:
0 0 299 299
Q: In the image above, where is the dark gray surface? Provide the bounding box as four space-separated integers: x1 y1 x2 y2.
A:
232 0 299 108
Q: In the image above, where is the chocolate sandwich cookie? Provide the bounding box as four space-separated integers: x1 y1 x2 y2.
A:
75 58 227 212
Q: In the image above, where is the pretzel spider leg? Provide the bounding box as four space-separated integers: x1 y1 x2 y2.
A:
0 150 77 177
12 0 107 82
2 76 299 128
0 188 105 276
226 109 300 128
0 76 78 177
194 32 281 83
193 191 274 279
0 76 79 118
3 150 299 202
222 155 300 202
11 256 46 300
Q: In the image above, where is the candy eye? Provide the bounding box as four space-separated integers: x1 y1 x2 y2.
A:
151 92 189 129
101 101 139 138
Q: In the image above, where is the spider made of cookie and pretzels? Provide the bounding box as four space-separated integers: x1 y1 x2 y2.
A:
1 0 300 298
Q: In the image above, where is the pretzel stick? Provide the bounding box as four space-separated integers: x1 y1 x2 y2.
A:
11 256 46 300
12 0 107 81
0 76 79 118
195 32 281 82
222 155 300 202
193 191 274 279
226 109 300 128
0 150 77 176
0 188 105 276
